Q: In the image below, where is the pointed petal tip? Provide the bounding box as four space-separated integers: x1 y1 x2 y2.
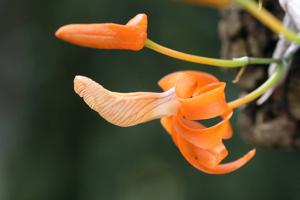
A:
74 75 89 85
55 24 89 42
73 75 92 97
55 25 67 39
211 148 256 175
55 24 79 41
74 75 87 81
248 149 256 158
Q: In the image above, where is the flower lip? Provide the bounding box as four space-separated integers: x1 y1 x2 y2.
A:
55 13 148 51
73 75 180 127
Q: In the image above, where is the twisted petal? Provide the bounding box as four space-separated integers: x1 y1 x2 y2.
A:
161 116 255 174
55 14 147 51
176 134 256 174
178 82 228 120
74 76 179 127
159 71 229 120
158 70 219 91
159 70 255 174
173 111 233 149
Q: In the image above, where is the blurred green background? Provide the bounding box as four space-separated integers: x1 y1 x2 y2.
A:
1 0 300 200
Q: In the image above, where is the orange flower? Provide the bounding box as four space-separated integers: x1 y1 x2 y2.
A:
182 0 232 7
158 71 255 174
55 14 147 51
73 70 255 174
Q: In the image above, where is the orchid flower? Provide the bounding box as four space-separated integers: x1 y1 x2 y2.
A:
257 14 299 105
74 71 256 174
280 0 300 31
55 12 292 174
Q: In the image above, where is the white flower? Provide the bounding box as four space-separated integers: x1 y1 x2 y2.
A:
257 13 299 105
279 0 300 31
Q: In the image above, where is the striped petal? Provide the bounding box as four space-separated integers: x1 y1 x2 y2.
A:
73 75 179 127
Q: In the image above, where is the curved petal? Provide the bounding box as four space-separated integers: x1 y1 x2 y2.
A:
161 116 178 145
174 130 225 169
172 111 233 149
74 75 179 127
158 70 219 92
175 72 198 98
162 115 231 170
179 82 229 120
160 117 174 135
208 149 256 174
55 14 147 51
175 131 256 174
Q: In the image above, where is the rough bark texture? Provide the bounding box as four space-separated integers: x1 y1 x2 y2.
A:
219 1 300 149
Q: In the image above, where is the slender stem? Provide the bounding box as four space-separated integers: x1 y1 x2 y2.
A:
145 39 280 67
247 57 280 65
228 63 285 109
235 0 300 44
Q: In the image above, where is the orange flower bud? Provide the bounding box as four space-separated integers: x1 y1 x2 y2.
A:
55 14 148 51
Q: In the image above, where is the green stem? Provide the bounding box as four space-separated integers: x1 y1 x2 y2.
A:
247 57 281 65
229 62 285 109
145 39 280 67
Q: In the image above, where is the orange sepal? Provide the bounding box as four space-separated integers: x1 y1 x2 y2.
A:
174 73 198 98
175 131 256 174
161 116 178 145
179 82 229 120
158 70 219 92
55 13 147 51
172 111 233 149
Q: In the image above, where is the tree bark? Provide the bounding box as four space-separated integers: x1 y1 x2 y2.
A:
219 1 300 149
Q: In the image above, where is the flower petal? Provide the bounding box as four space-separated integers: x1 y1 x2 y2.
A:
158 70 218 92
159 71 228 119
172 111 233 149
174 129 225 169
74 75 179 127
175 131 256 174
179 82 229 120
161 116 179 145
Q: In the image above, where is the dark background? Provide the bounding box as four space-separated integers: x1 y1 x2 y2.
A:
0 0 300 200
